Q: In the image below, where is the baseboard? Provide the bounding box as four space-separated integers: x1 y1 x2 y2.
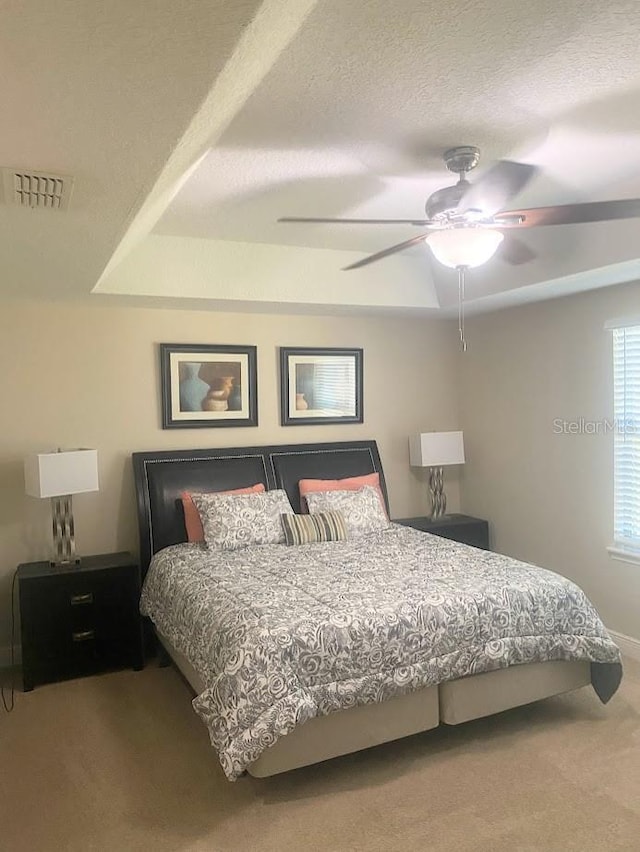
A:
0 644 21 669
608 629 640 662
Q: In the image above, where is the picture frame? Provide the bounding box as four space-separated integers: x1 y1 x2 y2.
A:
279 347 363 426
160 343 258 429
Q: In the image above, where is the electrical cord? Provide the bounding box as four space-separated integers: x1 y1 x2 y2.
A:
1 569 18 712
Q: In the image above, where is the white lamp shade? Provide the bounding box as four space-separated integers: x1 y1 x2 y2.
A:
426 229 504 268
409 432 465 468
25 449 99 498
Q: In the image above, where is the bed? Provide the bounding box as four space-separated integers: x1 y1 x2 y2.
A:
132 440 622 780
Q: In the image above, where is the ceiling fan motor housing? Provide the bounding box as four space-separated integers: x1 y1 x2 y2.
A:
425 181 469 220
425 146 481 220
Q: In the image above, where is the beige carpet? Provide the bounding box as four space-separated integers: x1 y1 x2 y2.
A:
1 659 640 852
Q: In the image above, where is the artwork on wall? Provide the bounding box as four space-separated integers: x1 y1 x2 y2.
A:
160 343 258 429
279 347 363 426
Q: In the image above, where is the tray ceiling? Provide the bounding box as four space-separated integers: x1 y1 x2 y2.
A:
3 0 640 315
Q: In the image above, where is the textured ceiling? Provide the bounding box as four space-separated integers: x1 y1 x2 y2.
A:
0 0 267 297
150 0 640 312
3 0 640 315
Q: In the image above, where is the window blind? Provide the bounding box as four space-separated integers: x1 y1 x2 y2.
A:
613 325 640 551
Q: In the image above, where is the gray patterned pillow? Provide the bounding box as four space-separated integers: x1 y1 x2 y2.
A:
192 489 294 550
305 485 391 538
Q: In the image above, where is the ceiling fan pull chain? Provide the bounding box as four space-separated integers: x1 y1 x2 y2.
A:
458 265 467 353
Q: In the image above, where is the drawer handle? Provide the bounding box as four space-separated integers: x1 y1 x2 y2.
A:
70 592 93 606
72 629 95 643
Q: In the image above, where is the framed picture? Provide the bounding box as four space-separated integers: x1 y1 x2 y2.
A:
280 347 363 426
160 343 258 429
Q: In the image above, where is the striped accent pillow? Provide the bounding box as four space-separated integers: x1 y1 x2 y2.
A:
281 511 347 546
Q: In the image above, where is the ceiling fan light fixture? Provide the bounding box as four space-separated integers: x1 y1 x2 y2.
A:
426 228 504 268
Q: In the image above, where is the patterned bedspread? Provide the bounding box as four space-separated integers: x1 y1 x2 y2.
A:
139 525 621 780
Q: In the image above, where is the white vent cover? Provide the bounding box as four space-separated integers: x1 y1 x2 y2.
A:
2 168 73 210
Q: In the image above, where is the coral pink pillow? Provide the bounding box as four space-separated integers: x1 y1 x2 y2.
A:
298 473 387 517
181 483 265 542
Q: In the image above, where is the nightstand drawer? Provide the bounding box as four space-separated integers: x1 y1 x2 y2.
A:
28 621 136 683
20 568 137 640
19 552 144 690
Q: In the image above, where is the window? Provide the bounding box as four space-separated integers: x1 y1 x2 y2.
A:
613 324 640 553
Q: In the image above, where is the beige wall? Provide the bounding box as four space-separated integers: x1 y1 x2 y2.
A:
0 298 461 657
460 279 640 639
4 282 640 659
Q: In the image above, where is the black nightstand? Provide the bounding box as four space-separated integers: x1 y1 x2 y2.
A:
18 552 144 691
394 514 490 550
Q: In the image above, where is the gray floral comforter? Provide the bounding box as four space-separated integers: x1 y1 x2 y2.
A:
139 525 621 780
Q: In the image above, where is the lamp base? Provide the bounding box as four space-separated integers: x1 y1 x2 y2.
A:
49 556 82 569
51 495 79 566
428 466 447 520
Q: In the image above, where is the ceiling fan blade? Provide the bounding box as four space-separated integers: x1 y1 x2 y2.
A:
494 198 640 228
459 160 538 218
501 236 536 266
343 232 430 270
278 216 431 225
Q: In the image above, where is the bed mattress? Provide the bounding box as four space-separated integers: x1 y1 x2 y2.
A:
140 525 621 780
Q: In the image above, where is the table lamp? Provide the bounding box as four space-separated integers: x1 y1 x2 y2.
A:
24 449 99 566
409 432 465 519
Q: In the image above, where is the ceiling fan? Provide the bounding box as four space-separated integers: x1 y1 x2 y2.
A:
278 145 640 271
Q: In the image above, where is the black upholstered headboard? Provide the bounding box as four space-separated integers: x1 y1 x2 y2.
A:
132 440 388 577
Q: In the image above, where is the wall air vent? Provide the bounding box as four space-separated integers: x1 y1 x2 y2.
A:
2 169 73 210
